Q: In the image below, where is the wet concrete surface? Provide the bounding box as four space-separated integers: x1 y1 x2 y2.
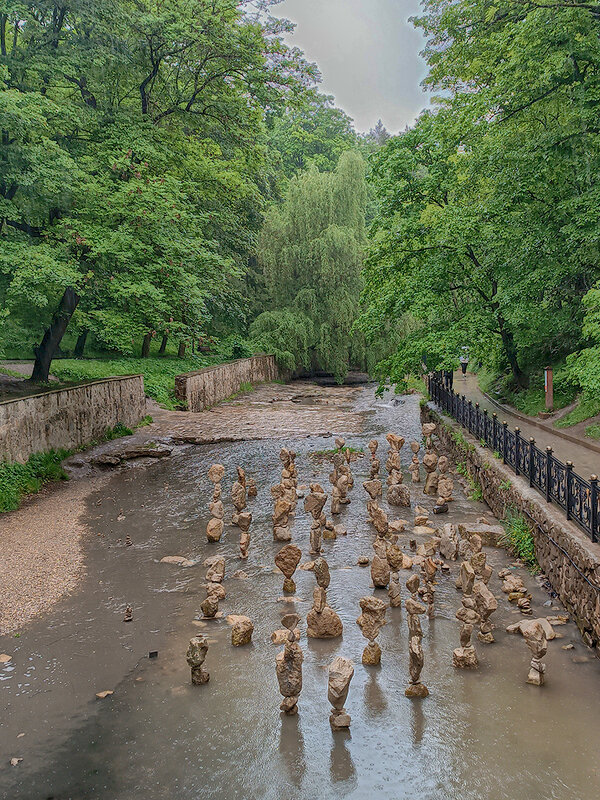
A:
1 387 600 800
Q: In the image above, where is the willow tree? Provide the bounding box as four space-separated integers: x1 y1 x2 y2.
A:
251 151 366 382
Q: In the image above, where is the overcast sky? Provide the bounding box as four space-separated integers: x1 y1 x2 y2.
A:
275 0 431 134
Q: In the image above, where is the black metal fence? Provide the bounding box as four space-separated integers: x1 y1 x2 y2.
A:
427 376 599 543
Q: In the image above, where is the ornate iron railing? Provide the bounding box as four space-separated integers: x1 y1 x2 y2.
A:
427 376 599 543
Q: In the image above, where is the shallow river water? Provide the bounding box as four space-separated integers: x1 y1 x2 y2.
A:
1 387 600 800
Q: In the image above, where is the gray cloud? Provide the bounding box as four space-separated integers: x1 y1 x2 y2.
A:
276 0 431 133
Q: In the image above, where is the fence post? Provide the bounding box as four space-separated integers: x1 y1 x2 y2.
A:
475 402 480 439
502 421 508 464
565 461 573 521
591 475 598 543
514 427 521 475
528 437 535 488
492 413 498 453
483 408 488 445
468 400 473 433
545 447 553 502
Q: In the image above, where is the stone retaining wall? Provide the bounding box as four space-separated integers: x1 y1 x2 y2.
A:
0 376 146 463
422 402 600 653
175 355 279 412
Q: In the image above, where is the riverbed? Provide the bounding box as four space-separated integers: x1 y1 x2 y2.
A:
1 384 599 800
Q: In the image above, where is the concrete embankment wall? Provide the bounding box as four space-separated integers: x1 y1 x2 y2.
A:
175 355 279 412
422 402 600 653
0 376 146 463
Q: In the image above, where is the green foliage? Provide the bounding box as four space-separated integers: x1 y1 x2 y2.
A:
0 450 70 512
500 508 540 574
555 393 600 427
360 2 600 393
252 151 367 381
585 424 600 440
500 478 512 491
49 357 220 409
456 461 483 501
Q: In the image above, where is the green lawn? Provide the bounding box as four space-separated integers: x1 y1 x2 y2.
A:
50 356 223 409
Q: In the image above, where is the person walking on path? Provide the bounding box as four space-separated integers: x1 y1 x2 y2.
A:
459 351 469 378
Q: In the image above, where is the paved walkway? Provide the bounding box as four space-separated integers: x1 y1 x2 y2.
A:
450 372 600 479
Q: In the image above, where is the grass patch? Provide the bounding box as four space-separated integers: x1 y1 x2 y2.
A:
555 393 600 428
0 366 25 379
50 356 225 409
0 450 70 512
585 423 600 440
455 461 483 501
405 375 427 395
499 508 540 573
222 381 255 402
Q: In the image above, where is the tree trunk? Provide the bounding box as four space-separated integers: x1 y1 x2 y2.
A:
141 332 152 358
178 341 186 358
31 287 80 382
158 334 168 355
74 329 88 358
498 315 527 387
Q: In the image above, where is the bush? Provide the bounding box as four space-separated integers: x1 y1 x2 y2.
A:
499 508 540 573
0 450 70 512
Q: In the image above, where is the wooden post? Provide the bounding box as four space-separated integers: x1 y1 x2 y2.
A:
544 366 554 411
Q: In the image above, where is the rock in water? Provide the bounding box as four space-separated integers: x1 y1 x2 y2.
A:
275 544 302 594
276 614 304 714
187 636 209 684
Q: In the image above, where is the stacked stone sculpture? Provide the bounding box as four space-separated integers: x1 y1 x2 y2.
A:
275 544 302 594
405 575 429 697
201 555 226 618
522 619 547 685
304 483 327 555
439 523 459 561
187 635 209 684
328 657 354 730
435 456 453 512
357 596 387 665
206 463 225 543
368 440 381 479
473 580 498 643
386 434 410 507
409 441 421 482
247 476 258 498
271 484 293 542
276 613 304 714
231 466 247 523
237 511 252 560
422 422 437 450
371 530 391 589
330 453 350 514
307 557 343 638
421 557 437 617
230 615 254 646
422 451 439 497
279 449 298 511
453 595 480 669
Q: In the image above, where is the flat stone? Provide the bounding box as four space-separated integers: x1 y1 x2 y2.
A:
457 523 504 547
160 556 195 567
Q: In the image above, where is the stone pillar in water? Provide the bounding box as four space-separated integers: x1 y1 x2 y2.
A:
522 619 547 685
405 574 429 697
275 543 302 594
276 613 304 714
231 466 247 524
237 511 252 560
306 557 343 638
187 635 209 684
206 463 225 543
304 483 327 555
357 596 387 665
409 441 421 482
328 657 354 730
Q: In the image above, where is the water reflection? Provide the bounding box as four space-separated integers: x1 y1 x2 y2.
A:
329 729 356 786
279 713 306 788
363 670 387 717
410 696 426 746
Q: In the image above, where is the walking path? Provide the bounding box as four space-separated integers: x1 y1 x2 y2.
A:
454 372 599 479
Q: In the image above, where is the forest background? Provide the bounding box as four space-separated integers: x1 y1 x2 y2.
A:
1 0 599 432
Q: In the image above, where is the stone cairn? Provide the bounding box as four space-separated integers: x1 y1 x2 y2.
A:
453 563 480 669
206 463 225 543
371 515 391 589
275 543 302 594
187 635 209 685
405 574 429 698
522 619 548 685
386 539 406 608
271 484 293 542
247 476 258 498
330 453 350 515
304 483 328 555
386 434 411 507
201 555 226 618
422 422 437 449
275 613 304 715
231 466 247 522
280 448 298 509
422 450 439 497
357 596 387 665
328 657 354 731
237 511 252 560
307 557 343 638
420 556 437 617
363 440 383 520
499 568 532 615
409 441 421 483
473 580 498 643
434 456 453 513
